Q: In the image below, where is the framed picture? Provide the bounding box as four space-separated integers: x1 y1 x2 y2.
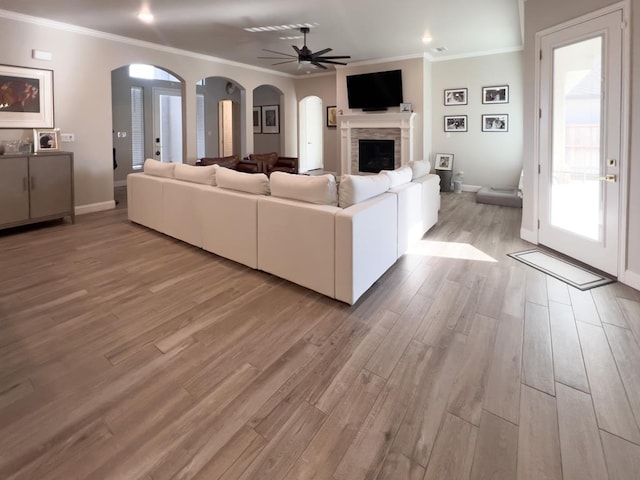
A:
444 88 467 106
33 128 60 152
0 65 54 128
327 105 337 127
444 115 467 132
261 105 279 134
399 102 412 113
482 114 509 132
252 106 262 133
435 153 454 171
482 85 509 104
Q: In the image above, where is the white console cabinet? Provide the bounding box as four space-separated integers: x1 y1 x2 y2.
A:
0 152 74 229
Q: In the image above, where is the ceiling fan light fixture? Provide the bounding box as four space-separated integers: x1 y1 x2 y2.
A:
137 7 154 24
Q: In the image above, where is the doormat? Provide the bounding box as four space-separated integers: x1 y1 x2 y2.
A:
508 249 614 291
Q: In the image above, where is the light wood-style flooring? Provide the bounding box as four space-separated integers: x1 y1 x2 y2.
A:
1 191 639 479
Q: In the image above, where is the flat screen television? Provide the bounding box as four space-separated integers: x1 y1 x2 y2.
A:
346 69 403 111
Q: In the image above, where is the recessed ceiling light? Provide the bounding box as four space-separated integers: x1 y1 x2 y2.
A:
137 8 154 24
422 36 433 44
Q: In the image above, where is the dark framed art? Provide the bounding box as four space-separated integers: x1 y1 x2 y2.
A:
327 105 337 127
261 105 279 134
482 85 509 104
444 115 467 132
444 88 467 106
253 106 262 133
0 65 54 128
482 114 509 132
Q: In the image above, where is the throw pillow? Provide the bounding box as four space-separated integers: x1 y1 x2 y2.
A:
144 158 175 178
214 165 270 195
380 165 413 187
338 173 391 208
270 172 338 206
174 163 217 186
408 160 431 179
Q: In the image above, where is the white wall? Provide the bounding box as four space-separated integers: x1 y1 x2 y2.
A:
335 57 425 175
523 0 640 286
430 51 524 188
0 13 297 211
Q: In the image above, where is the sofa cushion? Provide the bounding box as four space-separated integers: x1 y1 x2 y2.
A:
269 172 338 206
144 158 175 178
214 165 270 195
381 165 413 188
408 160 431 179
199 155 239 168
174 163 217 185
339 173 391 208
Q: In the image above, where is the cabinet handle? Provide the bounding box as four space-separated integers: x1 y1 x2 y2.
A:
23 177 27 191
31 176 35 190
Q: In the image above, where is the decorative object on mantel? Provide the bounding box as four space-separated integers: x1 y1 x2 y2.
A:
482 114 509 132
400 103 412 113
0 65 54 128
261 105 280 134
435 153 454 171
482 85 509 104
327 106 337 127
34 128 61 152
444 88 467 106
444 115 467 132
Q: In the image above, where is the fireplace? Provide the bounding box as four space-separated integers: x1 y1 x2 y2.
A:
359 139 395 173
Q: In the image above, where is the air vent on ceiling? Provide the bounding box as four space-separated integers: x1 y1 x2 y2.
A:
431 46 448 53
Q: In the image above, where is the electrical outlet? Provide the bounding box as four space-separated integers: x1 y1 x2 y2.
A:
61 133 75 142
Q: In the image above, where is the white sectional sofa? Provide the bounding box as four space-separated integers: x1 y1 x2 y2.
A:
127 159 439 305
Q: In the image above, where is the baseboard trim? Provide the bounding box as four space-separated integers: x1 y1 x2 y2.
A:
520 228 537 245
621 269 640 290
114 180 127 187
75 200 116 216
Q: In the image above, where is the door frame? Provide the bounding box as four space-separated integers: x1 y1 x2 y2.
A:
532 0 630 280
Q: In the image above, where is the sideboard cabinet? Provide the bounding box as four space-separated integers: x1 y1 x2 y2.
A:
0 152 74 229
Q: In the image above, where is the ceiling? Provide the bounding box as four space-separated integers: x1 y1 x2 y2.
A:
1 0 523 75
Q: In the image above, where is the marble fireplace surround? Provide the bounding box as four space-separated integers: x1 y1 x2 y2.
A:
340 112 416 175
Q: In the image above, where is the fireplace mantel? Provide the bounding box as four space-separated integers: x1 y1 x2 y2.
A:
339 112 416 175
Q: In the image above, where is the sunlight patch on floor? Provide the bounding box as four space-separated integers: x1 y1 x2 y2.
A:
407 240 497 262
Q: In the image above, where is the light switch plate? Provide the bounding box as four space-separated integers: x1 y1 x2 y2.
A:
61 133 75 142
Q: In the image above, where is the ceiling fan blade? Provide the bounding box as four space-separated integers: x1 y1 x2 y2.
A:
311 61 328 69
311 48 332 57
272 60 297 65
292 45 302 55
258 56 294 59
316 55 351 60
316 59 349 66
262 49 296 58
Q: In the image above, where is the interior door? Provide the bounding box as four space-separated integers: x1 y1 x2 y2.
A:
152 87 183 163
299 96 323 172
218 99 234 157
538 9 623 275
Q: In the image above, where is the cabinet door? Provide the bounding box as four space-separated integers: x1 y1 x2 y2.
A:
29 154 73 219
0 157 30 225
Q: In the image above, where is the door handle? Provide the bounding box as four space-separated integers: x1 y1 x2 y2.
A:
598 174 617 183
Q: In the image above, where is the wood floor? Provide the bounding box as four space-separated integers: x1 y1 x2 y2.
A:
1 191 639 480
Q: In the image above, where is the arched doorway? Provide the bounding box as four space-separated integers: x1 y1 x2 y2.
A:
299 96 323 172
253 85 283 155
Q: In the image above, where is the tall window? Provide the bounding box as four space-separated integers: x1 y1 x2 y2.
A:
129 64 179 82
131 86 144 170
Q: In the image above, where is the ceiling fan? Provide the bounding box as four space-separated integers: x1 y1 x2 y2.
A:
258 27 351 70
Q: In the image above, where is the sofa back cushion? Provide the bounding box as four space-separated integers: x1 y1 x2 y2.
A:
380 165 413 188
215 165 270 195
269 172 338 206
174 163 217 185
339 173 391 208
408 160 431 179
199 155 239 167
250 152 279 168
144 158 175 178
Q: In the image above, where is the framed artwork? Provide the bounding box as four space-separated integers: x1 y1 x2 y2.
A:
327 105 337 127
261 105 279 134
482 114 509 132
482 85 509 104
444 115 467 132
444 88 467 106
252 106 262 133
399 102 412 113
435 153 454 171
0 65 54 128
33 128 60 152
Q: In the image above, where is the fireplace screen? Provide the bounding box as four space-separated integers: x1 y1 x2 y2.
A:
359 139 394 173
